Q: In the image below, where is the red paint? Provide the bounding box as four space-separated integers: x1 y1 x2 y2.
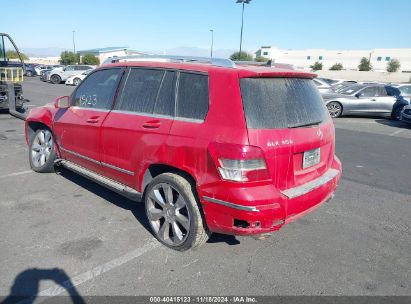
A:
25 62 342 237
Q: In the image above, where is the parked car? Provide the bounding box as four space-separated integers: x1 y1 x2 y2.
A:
24 63 37 77
25 58 342 250
48 65 93 84
65 69 93 86
386 86 410 120
40 65 63 82
40 69 52 82
395 84 411 102
313 78 334 94
400 104 411 124
34 65 49 76
323 84 406 119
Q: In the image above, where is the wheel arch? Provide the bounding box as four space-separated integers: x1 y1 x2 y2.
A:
141 164 198 195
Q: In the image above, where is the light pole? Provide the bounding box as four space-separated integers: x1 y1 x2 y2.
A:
72 30 76 54
210 29 214 58
236 0 251 59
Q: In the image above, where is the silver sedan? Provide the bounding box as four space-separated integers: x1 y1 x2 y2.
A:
323 84 399 118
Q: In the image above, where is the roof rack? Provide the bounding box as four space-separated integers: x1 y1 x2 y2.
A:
103 55 236 68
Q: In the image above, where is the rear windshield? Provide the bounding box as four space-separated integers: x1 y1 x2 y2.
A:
240 78 329 129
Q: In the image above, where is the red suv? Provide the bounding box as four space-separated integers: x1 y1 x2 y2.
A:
25 57 342 251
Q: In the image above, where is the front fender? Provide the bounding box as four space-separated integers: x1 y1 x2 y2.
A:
25 104 56 145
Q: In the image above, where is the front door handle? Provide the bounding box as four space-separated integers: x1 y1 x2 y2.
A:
142 120 161 129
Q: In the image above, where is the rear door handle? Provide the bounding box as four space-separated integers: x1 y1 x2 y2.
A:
142 120 161 129
86 116 100 123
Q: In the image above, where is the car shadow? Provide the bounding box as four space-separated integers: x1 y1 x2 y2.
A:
1 268 85 304
375 119 411 129
57 169 242 247
58 168 152 234
207 233 241 245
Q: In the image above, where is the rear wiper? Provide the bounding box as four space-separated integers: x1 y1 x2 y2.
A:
288 120 322 128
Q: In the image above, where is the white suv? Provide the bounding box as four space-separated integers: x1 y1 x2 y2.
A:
48 65 94 84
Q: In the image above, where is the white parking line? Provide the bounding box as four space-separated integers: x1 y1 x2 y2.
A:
389 129 404 136
0 170 33 179
21 240 161 303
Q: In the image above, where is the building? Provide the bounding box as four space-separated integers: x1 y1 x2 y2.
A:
255 46 411 72
77 47 148 65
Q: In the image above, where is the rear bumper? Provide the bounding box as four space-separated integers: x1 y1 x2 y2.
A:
200 156 342 236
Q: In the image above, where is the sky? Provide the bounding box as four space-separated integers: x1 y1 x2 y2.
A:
2 0 411 57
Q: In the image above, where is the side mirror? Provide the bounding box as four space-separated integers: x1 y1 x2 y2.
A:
55 96 70 108
355 93 361 98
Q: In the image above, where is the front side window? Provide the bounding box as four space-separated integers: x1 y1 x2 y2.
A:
65 66 75 71
176 72 209 120
71 68 122 109
240 78 329 129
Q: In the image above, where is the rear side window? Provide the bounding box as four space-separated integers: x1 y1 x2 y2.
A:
176 73 209 120
359 87 379 97
240 78 329 129
71 68 122 109
154 71 176 116
116 68 164 114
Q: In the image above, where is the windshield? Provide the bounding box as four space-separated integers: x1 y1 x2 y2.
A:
240 78 330 129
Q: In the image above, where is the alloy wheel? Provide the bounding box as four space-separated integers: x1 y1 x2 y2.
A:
73 78 81 86
31 130 53 168
327 102 342 118
146 183 191 247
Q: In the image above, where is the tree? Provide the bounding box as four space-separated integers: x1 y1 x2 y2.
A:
81 53 100 65
59 51 79 65
6 50 29 61
230 51 253 61
386 59 401 73
358 57 372 71
310 61 323 71
255 56 269 62
329 63 343 71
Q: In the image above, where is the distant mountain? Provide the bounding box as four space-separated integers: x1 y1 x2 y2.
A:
21 47 68 57
20 46 243 59
151 46 238 59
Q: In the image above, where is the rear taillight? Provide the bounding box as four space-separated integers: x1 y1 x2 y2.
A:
208 142 270 182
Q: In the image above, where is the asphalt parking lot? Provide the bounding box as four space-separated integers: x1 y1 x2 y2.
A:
0 77 410 298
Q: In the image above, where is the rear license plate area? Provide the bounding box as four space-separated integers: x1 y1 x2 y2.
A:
303 148 320 169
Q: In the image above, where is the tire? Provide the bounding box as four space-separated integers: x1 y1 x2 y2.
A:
26 71 33 77
391 106 403 121
29 129 56 173
327 101 343 118
145 173 209 251
73 78 81 86
50 74 61 84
